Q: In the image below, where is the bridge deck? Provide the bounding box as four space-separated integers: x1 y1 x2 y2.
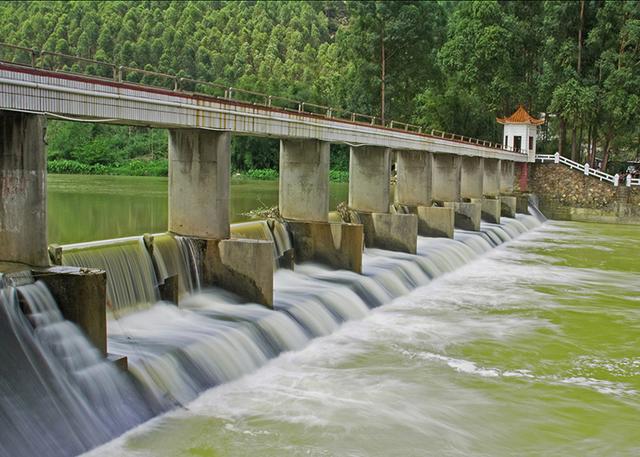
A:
0 62 528 162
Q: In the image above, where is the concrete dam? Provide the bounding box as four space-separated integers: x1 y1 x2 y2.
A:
1 47 565 457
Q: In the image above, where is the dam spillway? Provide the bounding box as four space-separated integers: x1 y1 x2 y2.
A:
1 213 543 457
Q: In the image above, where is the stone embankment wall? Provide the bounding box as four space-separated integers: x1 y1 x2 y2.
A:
528 163 640 224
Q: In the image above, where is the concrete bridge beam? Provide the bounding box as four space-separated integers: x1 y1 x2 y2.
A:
0 111 49 266
279 139 330 222
169 129 231 239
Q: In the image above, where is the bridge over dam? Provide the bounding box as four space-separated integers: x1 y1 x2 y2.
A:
0 48 534 357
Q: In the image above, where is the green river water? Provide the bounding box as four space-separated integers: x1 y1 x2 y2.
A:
69 175 638 457
47 174 348 244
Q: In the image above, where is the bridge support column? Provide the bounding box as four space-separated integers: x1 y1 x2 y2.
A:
395 150 453 238
0 111 49 266
169 129 272 306
350 146 417 254
280 139 362 271
432 154 477 232
482 158 501 224
459 156 483 230
500 161 517 218
280 139 330 221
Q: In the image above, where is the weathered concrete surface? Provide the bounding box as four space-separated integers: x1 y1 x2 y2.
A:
395 150 432 206
169 129 230 239
460 156 484 199
432 154 461 202
286 221 363 273
349 146 391 213
36 266 108 356
407 205 454 238
500 196 517 218
500 160 515 193
280 139 330 222
481 197 501 223
202 238 274 307
353 211 418 254
0 111 49 266
445 200 481 231
483 158 501 197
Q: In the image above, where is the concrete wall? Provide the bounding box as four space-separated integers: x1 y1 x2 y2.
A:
460 156 484 199
169 129 231 239
279 139 330 221
349 146 391 213
500 160 515 193
395 150 432 206
0 111 48 266
431 153 461 202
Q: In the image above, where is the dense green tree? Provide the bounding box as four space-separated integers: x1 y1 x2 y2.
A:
0 0 637 174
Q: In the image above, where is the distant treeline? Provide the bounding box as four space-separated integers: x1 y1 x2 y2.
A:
1 0 638 173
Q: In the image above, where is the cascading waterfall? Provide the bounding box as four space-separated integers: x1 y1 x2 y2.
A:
3 209 542 457
61 237 159 313
104 212 542 417
150 233 200 297
0 281 152 457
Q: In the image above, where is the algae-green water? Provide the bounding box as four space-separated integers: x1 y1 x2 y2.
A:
85 221 640 457
47 174 349 244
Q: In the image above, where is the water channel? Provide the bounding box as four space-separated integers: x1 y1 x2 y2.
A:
4 174 638 457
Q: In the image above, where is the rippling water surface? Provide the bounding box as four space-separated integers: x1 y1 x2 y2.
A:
87 221 640 457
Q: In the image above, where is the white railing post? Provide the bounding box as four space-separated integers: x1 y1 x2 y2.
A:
614 174 619 187
626 174 632 187
554 152 560 163
584 163 589 175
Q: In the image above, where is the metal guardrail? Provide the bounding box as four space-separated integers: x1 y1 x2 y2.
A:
0 42 529 154
536 153 640 187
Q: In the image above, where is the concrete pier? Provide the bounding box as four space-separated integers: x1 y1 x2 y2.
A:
395 150 432 207
37 266 108 356
349 146 391 213
460 157 484 200
432 154 481 231
0 111 49 266
500 160 515 193
286 221 363 273
483 159 501 197
350 146 417 252
431 153 461 203
501 196 517 218
201 238 274 307
481 197 501 223
280 139 330 221
169 129 231 239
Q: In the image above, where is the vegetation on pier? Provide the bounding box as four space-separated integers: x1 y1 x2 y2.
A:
1 0 638 174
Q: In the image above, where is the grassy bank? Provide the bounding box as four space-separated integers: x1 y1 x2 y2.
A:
48 159 349 182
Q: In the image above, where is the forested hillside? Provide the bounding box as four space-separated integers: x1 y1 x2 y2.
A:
0 0 638 175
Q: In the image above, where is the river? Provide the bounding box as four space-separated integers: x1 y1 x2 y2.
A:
81 220 640 457
47 174 349 244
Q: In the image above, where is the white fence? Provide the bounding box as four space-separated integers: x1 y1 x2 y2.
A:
536 153 640 187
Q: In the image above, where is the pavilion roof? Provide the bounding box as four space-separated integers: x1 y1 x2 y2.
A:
497 105 544 125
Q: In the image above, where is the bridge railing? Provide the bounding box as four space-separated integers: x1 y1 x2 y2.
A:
536 153 640 187
0 42 529 154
